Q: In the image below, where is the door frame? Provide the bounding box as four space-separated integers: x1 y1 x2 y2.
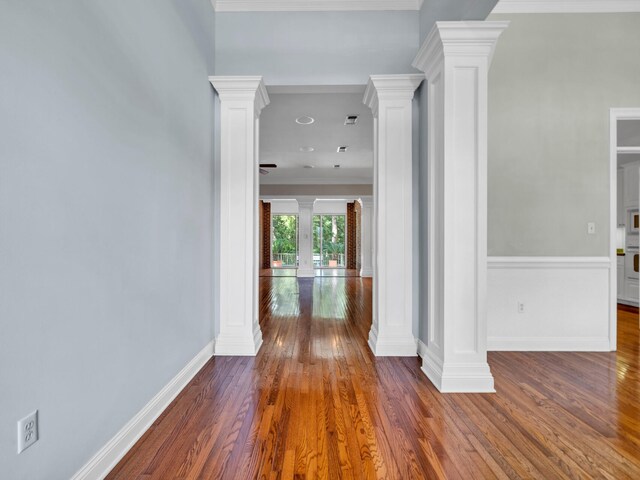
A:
609 107 640 350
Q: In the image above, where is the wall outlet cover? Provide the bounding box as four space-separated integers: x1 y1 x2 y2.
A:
17 410 38 454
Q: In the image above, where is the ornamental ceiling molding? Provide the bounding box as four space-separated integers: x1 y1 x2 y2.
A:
492 0 640 13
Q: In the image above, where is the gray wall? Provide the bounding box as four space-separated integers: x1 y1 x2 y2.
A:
215 11 420 85
487 13 640 256
0 1 216 478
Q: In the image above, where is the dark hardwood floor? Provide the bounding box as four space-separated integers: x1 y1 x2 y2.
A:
107 278 640 479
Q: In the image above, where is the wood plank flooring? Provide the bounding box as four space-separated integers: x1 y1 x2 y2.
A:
107 277 640 479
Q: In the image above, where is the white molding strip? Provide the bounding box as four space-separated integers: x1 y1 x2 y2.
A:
213 0 423 12
71 341 215 480
416 338 428 359
488 256 611 269
492 0 640 13
488 336 611 351
487 256 613 352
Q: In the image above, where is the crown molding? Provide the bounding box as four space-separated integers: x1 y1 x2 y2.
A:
212 0 423 12
208 75 270 114
492 0 640 13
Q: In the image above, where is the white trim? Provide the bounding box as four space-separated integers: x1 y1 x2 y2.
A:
488 337 610 351
266 85 366 95
261 177 373 185
492 0 640 13
212 0 423 12
416 338 428 358
71 341 215 480
618 146 640 154
487 256 613 352
488 256 611 269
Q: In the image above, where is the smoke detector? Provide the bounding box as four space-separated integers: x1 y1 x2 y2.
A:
295 116 315 125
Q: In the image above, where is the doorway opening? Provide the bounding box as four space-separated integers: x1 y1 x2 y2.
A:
611 108 640 350
313 214 346 268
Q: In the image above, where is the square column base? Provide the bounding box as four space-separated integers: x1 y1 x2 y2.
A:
297 268 315 278
421 350 495 393
214 328 263 356
368 327 417 357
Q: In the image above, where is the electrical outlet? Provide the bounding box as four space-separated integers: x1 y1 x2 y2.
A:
518 302 525 314
587 222 596 235
17 411 38 454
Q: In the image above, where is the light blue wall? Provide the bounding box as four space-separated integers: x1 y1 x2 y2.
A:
0 1 216 478
215 11 420 85
420 0 498 41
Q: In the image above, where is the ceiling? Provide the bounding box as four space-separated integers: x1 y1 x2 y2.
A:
259 90 373 185
212 0 423 12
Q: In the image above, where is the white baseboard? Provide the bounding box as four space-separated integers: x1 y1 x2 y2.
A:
71 340 215 480
618 298 639 307
488 256 614 352
214 328 263 356
488 336 610 351
416 338 428 359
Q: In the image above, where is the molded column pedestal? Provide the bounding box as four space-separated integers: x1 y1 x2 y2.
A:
209 76 269 356
363 74 423 356
412 21 509 392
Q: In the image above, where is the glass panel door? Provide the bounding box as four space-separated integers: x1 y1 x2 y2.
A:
313 214 346 268
271 215 298 268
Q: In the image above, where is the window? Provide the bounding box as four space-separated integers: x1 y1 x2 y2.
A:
313 215 346 268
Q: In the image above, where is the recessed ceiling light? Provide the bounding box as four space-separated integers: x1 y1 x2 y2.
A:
299 146 314 152
334 164 341 168
345 115 358 125
337 146 348 153
295 115 315 125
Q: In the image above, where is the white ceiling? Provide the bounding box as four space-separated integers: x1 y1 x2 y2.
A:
260 90 373 185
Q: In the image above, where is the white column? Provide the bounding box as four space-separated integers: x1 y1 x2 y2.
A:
363 74 423 356
412 21 508 392
209 76 269 356
359 196 373 277
297 199 315 277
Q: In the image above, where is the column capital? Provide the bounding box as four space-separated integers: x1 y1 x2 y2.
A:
208 75 270 116
295 197 316 209
363 74 423 116
358 196 373 208
412 21 509 77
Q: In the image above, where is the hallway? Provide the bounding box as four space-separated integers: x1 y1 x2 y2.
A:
108 279 640 479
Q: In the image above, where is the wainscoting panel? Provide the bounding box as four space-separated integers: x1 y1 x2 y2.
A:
487 257 612 351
